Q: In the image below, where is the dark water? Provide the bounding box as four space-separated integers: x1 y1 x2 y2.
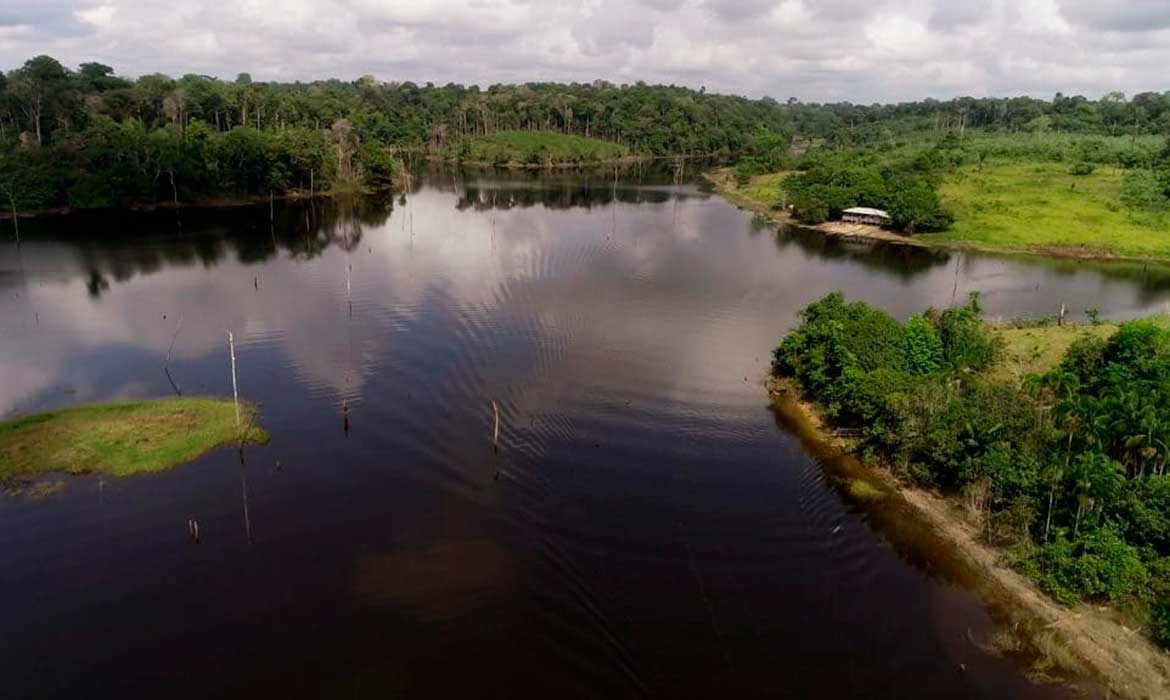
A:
2 168 1169 699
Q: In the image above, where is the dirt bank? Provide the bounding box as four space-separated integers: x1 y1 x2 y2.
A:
768 377 1170 700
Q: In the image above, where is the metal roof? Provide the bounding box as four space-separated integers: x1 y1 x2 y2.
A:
842 207 890 218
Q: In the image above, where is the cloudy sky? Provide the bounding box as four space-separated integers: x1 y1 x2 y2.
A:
0 0 1167 103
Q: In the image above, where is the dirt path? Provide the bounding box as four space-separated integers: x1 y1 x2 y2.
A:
767 378 1170 700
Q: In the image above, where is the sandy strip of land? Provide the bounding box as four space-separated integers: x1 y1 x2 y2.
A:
767 377 1170 700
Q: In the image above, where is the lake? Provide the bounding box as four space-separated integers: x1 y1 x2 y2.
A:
2 166 1169 698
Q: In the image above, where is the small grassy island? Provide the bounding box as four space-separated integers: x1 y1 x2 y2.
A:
0 398 267 483
771 292 1170 696
448 131 632 168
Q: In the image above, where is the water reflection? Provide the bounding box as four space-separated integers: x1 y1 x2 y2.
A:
0 167 1165 699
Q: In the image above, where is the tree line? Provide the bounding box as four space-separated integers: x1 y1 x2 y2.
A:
5 53 1170 213
785 91 1170 146
0 55 796 212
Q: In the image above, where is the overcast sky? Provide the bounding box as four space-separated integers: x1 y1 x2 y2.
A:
1 0 1168 103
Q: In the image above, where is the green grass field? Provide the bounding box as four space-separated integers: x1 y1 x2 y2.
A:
988 322 1119 382
462 131 629 165
0 398 267 482
735 172 789 206
929 160 1170 259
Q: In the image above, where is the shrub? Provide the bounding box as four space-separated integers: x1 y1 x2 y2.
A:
774 292 908 380
1115 476 1170 556
887 179 953 232
1153 602 1170 649
905 315 944 375
938 306 1000 371
1069 162 1095 176
1029 528 1150 606
835 367 921 432
1121 170 1169 212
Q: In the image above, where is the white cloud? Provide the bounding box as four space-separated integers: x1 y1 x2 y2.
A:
1 0 1168 101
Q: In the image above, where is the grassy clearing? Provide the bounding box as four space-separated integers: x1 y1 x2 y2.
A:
462 130 629 165
0 398 267 482
989 322 1120 382
930 160 1170 259
736 172 789 206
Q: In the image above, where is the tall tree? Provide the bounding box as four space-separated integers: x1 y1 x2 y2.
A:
8 55 74 145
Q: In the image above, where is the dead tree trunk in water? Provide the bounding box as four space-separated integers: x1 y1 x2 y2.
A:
227 330 240 427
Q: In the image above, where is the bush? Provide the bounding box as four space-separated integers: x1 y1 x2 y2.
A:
835 367 921 432
938 306 1000 371
1030 528 1150 606
887 179 953 232
734 159 767 186
1058 334 1108 382
1153 602 1170 648
1069 162 1095 176
891 378 1044 488
905 315 944 374
1115 476 1170 556
1121 170 1170 212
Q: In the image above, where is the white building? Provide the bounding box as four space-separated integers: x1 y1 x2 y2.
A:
841 207 891 226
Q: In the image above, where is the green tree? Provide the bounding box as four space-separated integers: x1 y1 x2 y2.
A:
905 314 944 374
8 55 74 145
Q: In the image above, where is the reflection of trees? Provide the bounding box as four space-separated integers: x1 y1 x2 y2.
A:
455 181 682 211
1001 257 1170 304
306 196 393 254
436 160 712 212
13 195 396 297
767 219 952 280
764 216 1170 293
85 270 110 298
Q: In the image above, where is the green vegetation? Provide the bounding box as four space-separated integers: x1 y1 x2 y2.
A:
0 55 794 212
848 478 886 501
732 171 789 206
990 322 1119 382
775 292 1170 648
929 160 1170 258
723 93 1170 258
0 398 266 482
452 130 629 166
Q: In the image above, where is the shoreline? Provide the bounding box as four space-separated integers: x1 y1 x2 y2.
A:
429 152 725 171
428 153 651 170
767 376 1170 700
704 169 1170 265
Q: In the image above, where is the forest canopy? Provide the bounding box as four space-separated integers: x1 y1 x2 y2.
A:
5 54 1170 214
0 55 793 211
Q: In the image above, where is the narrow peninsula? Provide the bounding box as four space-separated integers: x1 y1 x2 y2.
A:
769 292 1170 698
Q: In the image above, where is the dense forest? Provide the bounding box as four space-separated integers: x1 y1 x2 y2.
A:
0 55 793 212
4 53 1170 214
775 293 1170 649
6 54 1170 214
